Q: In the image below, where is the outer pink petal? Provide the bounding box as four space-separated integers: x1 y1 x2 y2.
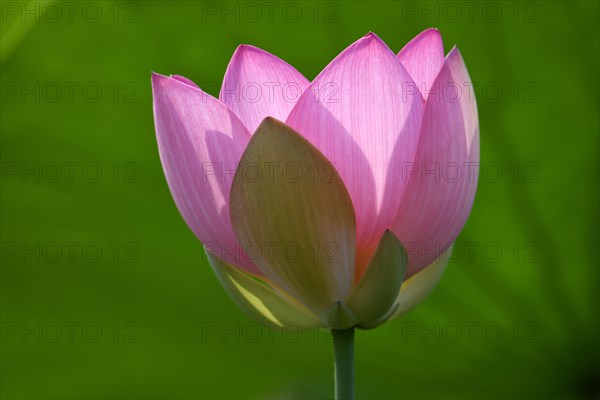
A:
220 45 309 134
285 33 424 279
152 73 260 274
398 28 446 100
392 48 479 277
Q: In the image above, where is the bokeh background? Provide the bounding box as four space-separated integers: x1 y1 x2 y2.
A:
1 1 599 399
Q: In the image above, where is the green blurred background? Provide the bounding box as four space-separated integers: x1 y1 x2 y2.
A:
1 1 598 398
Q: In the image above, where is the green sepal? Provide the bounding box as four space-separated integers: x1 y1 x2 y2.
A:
346 230 407 329
229 117 356 314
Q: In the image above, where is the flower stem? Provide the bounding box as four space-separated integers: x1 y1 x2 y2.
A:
332 328 355 400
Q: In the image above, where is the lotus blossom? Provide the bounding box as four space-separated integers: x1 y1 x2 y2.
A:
152 29 479 331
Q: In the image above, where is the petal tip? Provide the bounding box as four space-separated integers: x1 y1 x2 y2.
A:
151 71 167 84
445 46 468 69
151 72 174 93
350 31 395 57
398 28 445 58
447 45 461 59
259 116 279 127
170 74 201 89
231 43 265 59
420 27 443 40
423 27 443 45
361 31 386 46
233 43 249 53
229 44 252 65
422 27 442 36
152 72 198 93
255 117 290 137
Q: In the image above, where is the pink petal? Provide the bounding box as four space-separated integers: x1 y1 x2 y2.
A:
152 73 259 274
398 28 446 100
170 74 200 89
392 48 480 277
285 33 424 279
220 45 309 134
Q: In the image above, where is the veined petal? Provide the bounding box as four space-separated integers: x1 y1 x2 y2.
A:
207 250 319 329
397 28 446 99
229 118 356 314
392 48 479 276
286 32 424 279
391 246 453 317
220 45 309 134
152 73 258 274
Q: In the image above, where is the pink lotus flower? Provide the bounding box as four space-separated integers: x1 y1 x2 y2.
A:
152 29 479 330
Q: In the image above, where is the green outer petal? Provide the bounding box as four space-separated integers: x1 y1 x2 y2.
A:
229 117 356 314
391 245 453 318
206 250 320 330
346 230 407 329
360 304 400 330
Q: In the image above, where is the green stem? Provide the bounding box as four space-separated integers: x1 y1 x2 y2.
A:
332 328 355 400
